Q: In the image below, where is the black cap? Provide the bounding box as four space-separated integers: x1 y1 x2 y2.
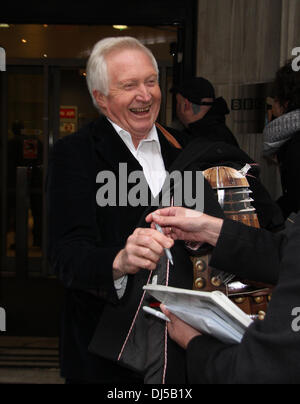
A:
171 77 215 104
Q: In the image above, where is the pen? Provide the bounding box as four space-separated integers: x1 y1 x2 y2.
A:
154 223 174 266
143 306 170 322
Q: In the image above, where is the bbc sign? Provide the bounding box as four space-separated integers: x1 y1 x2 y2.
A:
231 97 265 111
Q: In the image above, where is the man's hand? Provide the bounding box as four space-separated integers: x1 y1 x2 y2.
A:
113 227 174 278
145 206 223 247
160 304 201 349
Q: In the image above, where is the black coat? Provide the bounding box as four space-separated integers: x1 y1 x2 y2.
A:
47 116 282 383
46 116 183 382
186 214 300 384
47 115 223 383
88 126 283 383
85 134 225 384
183 97 240 148
276 131 300 219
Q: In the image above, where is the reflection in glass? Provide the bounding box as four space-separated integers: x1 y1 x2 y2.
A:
6 67 44 258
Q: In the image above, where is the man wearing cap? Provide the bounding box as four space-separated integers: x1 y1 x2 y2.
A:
169 77 284 231
172 77 239 148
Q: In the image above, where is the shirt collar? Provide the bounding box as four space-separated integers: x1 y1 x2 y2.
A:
107 118 160 150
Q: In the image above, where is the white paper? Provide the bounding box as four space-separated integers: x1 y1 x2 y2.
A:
143 284 253 344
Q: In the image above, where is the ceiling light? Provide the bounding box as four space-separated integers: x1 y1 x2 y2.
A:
113 25 128 31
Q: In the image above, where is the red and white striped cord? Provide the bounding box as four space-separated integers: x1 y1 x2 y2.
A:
162 258 170 384
117 270 153 362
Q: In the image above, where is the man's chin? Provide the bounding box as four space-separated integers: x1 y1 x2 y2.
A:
129 123 155 138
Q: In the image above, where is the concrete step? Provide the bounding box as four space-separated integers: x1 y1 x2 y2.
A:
0 336 64 384
0 368 64 384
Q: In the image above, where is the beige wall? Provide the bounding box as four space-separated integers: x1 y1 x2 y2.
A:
280 0 300 65
197 0 282 85
196 0 300 200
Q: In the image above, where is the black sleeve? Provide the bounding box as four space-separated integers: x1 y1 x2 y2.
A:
186 215 300 384
46 137 120 302
277 139 300 219
165 126 191 148
209 218 286 285
247 175 284 231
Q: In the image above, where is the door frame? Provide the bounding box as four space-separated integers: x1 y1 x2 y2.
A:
1 0 198 79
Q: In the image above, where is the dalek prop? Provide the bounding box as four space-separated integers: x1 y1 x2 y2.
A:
191 165 273 320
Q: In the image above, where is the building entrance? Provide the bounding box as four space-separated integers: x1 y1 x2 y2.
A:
0 24 176 336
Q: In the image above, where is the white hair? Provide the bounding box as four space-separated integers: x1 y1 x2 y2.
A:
86 36 159 110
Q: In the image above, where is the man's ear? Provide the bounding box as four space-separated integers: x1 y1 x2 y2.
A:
93 90 107 111
184 99 192 111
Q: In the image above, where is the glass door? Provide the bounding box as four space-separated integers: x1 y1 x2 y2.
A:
51 66 99 143
2 65 45 275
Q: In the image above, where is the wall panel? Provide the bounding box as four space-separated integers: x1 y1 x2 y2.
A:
196 0 286 200
197 0 282 84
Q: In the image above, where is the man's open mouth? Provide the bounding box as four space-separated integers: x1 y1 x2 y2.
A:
130 105 151 114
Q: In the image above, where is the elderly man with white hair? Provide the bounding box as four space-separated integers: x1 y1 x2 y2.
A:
47 36 220 384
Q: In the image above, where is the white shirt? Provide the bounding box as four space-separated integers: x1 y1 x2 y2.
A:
108 119 166 198
108 119 167 297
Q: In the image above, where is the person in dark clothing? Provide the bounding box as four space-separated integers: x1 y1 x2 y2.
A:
171 77 239 148
147 207 300 384
47 36 181 384
169 77 284 232
263 60 300 220
46 38 282 383
47 37 223 384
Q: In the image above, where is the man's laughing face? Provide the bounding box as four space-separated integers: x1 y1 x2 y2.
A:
94 48 161 147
